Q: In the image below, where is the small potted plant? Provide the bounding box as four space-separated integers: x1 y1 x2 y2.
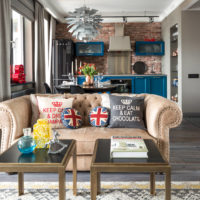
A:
78 63 97 85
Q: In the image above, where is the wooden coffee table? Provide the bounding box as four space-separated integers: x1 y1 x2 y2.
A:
91 139 171 200
0 139 77 200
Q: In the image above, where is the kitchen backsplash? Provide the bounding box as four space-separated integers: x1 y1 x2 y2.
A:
56 22 162 74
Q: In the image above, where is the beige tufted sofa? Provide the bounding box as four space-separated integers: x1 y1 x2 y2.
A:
0 93 182 171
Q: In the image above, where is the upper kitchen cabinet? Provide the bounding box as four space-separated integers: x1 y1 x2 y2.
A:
76 42 104 56
135 41 165 56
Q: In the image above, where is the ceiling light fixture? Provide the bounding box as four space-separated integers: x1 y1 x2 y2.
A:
65 6 103 42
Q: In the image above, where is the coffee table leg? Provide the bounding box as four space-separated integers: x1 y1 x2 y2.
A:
165 168 171 200
91 168 97 200
73 146 77 196
97 172 101 195
59 167 66 200
18 172 24 196
150 172 156 195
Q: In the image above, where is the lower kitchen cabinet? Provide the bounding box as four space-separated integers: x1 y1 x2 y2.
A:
133 76 149 94
149 76 167 97
77 75 167 97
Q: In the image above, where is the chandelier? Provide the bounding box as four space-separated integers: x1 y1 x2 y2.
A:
66 6 103 42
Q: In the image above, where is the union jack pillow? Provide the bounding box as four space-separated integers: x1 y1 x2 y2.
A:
61 108 82 129
89 106 109 127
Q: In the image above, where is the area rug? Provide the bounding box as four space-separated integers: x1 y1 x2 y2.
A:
0 181 200 200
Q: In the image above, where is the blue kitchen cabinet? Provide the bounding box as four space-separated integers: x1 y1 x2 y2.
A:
77 75 167 97
149 76 167 97
135 41 165 56
76 42 104 56
133 76 149 94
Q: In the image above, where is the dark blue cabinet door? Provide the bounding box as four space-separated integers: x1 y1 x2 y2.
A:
133 77 149 94
135 41 165 56
149 76 167 97
76 42 104 56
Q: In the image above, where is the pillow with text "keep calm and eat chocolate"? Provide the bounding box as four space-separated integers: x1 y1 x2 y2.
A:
108 95 146 129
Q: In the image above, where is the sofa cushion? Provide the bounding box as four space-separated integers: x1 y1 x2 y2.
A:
37 96 74 128
61 108 82 129
56 127 156 155
30 94 64 127
108 95 146 129
89 106 109 127
101 93 145 108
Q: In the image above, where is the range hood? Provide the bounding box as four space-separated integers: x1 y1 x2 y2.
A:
108 24 132 52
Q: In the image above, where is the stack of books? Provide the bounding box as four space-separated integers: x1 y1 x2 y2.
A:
110 136 148 158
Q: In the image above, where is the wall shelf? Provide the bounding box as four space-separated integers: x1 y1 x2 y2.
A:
170 24 178 103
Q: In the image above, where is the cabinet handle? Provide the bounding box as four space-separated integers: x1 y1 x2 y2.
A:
136 77 144 79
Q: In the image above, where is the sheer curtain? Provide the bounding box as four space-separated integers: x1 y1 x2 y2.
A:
0 0 11 101
34 1 45 93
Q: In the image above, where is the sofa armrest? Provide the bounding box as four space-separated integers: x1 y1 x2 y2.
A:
0 95 31 153
144 94 182 161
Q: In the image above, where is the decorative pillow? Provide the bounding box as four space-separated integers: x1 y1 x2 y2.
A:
36 96 74 128
30 94 64 127
89 106 109 127
61 108 82 129
101 93 144 109
108 95 146 129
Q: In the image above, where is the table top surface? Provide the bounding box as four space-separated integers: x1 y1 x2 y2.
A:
0 140 74 165
93 139 167 165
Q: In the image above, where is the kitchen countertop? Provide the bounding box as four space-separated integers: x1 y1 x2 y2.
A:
77 74 166 76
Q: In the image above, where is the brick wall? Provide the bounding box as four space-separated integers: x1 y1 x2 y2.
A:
56 22 162 74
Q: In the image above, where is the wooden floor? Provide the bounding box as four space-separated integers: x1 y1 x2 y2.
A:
0 117 200 182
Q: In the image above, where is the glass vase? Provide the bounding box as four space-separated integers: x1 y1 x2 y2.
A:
18 128 36 154
86 75 94 85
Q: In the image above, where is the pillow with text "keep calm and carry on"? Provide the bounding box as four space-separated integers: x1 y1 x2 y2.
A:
37 96 74 128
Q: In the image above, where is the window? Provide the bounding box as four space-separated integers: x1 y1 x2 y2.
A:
12 10 24 66
44 16 49 72
11 10 33 83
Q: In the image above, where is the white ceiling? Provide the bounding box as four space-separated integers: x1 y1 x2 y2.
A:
38 0 187 23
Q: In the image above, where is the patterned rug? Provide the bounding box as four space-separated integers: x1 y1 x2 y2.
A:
0 181 200 200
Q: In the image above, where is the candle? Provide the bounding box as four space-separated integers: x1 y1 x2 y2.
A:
71 61 73 75
75 59 77 74
80 61 82 68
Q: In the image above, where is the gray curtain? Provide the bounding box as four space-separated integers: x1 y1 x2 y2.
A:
47 16 56 90
0 0 11 101
34 1 45 93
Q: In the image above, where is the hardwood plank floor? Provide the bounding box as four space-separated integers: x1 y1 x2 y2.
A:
0 117 199 182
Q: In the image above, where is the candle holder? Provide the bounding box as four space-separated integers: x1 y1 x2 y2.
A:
73 75 78 85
